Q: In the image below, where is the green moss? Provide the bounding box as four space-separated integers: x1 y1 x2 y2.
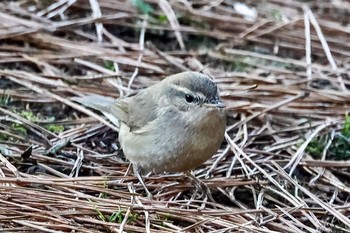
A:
0 133 9 141
90 198 137 224
271 9 283 21
0 91 10 105
45 124 64 133
157 15 168 24
131 0 154 15
328 134 350 160
103 60 115 71
19 110 39 121
127 213 139 223
306 115 350 160
11 123 27 135
306 138 325 159
341 114 350 137
108 210 124 223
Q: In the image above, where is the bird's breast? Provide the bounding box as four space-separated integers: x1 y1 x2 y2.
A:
119 107 226 173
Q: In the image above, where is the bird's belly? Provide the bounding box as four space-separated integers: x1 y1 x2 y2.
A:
119 110 226 173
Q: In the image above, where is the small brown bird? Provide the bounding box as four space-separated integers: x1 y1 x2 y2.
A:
73 71 226 195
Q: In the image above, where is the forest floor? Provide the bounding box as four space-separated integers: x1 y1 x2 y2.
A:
0 0 350 232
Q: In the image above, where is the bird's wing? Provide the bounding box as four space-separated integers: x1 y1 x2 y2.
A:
72 95 121 127
122 90 159 133
72 90 159 133
71 95 114 109
108 99 129 123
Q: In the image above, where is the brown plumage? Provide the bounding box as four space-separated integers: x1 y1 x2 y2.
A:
73 71 226 174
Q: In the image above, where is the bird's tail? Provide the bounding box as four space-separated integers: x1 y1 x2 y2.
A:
71 95 120 127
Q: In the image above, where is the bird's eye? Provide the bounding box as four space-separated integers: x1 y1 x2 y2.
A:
185 94 194 103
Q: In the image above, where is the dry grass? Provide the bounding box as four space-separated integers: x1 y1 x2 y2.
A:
0 0 350 232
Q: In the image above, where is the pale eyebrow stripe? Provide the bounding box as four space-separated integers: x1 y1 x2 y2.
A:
169 84 191 93
169 84 207 100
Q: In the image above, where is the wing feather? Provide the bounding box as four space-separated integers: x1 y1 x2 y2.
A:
72 88 159 134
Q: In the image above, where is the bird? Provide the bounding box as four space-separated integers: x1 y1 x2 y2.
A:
72 71 226 196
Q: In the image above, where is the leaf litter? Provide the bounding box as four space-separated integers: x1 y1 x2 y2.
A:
0 0 349 232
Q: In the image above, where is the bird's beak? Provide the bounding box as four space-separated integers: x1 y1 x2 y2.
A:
204 97 225 108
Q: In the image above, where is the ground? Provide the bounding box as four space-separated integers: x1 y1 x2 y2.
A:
0 0 349 232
